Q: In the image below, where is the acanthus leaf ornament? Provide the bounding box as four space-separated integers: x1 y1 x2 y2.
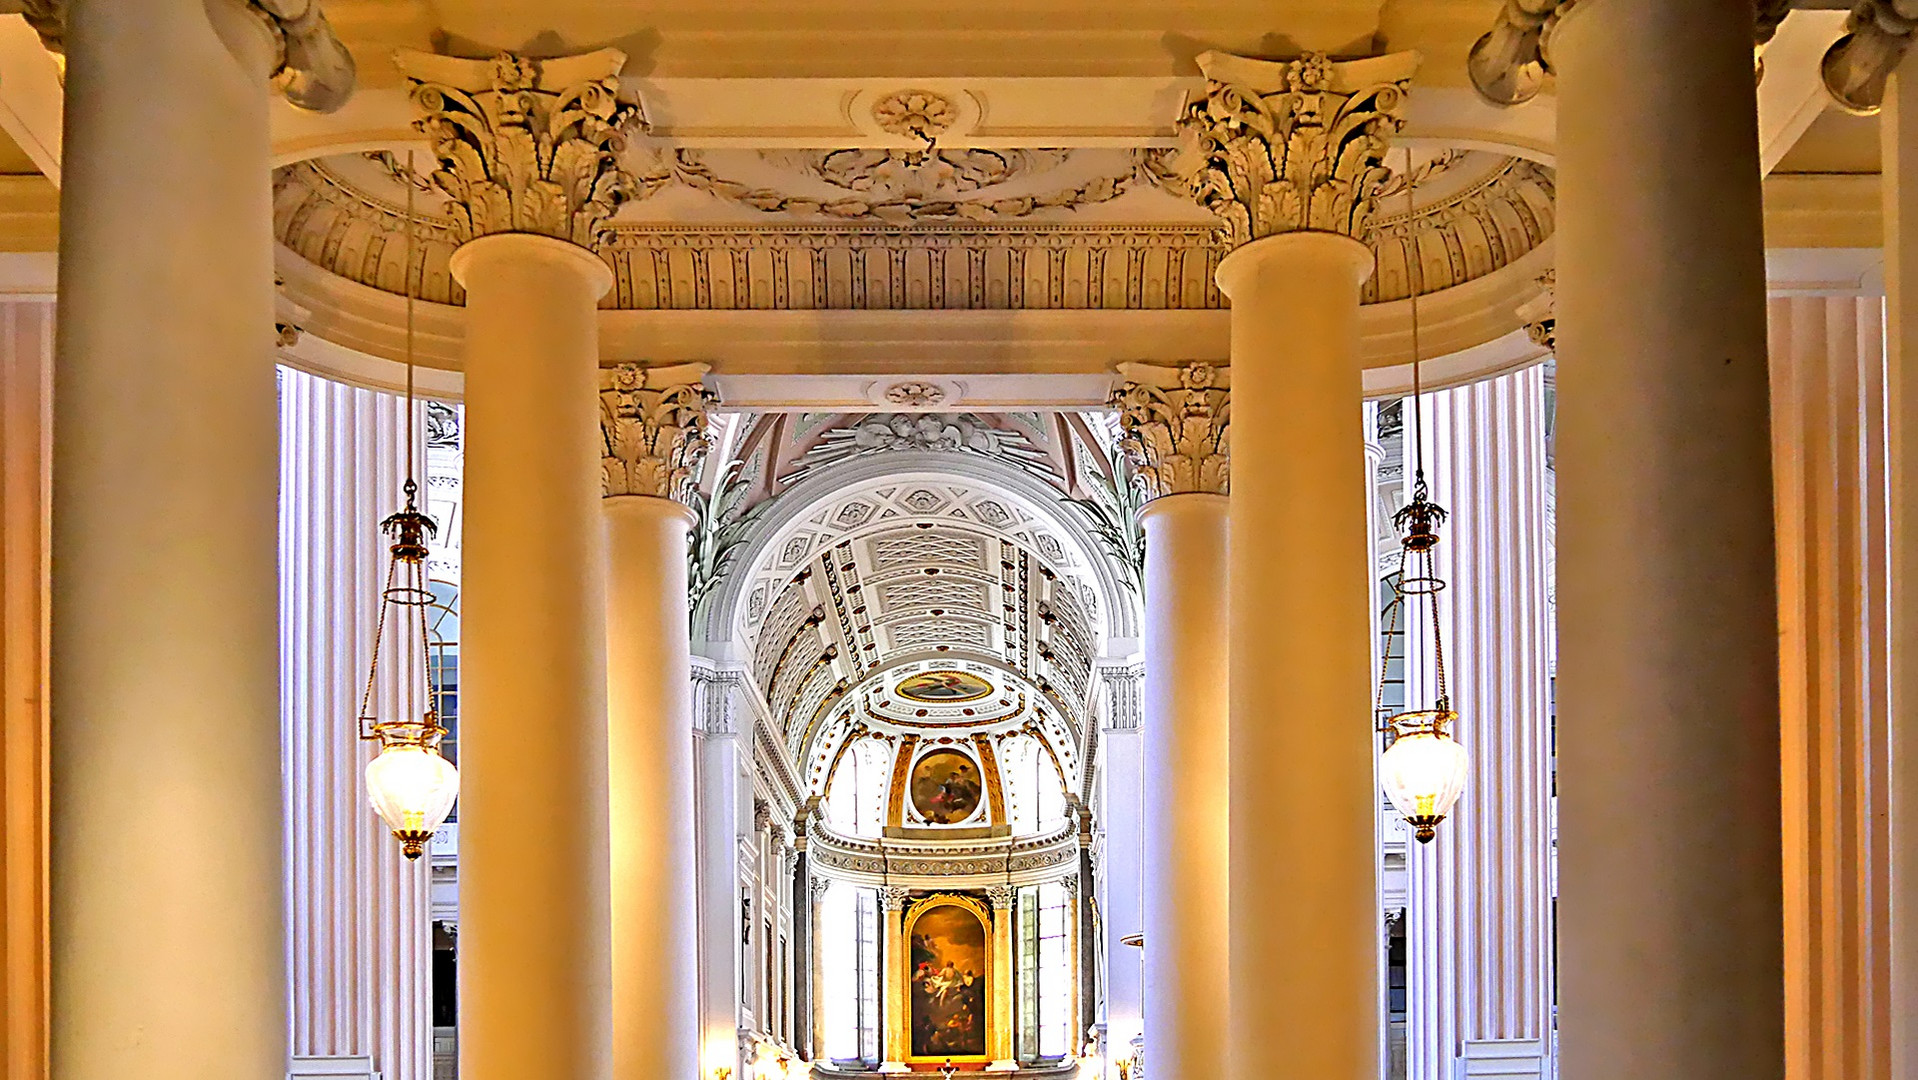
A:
397 48 645 249
598 362 716 505
1176 50 1420 248
1111 361 1231 498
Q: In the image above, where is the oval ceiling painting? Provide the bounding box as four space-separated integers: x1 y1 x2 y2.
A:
909 751 985 825
895 670 993 704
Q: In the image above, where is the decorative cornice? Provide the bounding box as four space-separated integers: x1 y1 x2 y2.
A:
1177 50 1419 248
1822 1 1918 115
598 362 715 503
6 0 355 111
398 49 645 248
1111 362 1230 498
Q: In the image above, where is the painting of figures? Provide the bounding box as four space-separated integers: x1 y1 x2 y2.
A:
909 750 984 825
909 903 989 1059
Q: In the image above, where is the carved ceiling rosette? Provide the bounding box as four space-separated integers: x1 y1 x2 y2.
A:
398 49 644 249
1176 50 1419 249
599 362 715 505
1111 362 1231 499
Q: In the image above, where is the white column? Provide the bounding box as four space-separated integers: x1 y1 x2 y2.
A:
600 363 711 1080
0 298 52 1080
1179 48 1416 1080
1095 663 1145 1077
1113 360 1229 1080
1403 367 1555 1080
278 369 435 1080
1884 58 1918 1080
1551 3 1783 1077
1768 294 1893 1080
50 3 285 1078
694 664 744 1080
448 231 615 1080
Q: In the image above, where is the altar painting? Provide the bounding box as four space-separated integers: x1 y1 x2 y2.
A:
908 902 989 1059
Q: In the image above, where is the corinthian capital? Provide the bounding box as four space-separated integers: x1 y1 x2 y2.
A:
1111 362 1230 498
1822 1 1918 115
397 48 645 248
1176 50 1418 248
599 362 714 504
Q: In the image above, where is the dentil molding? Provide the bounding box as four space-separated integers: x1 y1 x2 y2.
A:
397 49 645 248
1177 50 1420 248
598 362 714 503
1110 361 1230 498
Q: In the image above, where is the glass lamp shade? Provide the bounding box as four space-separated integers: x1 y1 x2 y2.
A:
365 742 459 859
1380 724 1470 843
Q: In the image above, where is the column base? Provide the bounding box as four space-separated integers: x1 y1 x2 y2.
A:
985 1060 1020 1073
288 1056 380 1079
1459 1038 1549 1078
876 1063 911 1074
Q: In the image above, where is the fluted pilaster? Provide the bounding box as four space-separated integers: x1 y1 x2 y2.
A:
1403 367 1555 1080
0 299 52 1080
278 368 434 1080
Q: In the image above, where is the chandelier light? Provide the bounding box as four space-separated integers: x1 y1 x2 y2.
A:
1376 148 1471 844
357 151 459 859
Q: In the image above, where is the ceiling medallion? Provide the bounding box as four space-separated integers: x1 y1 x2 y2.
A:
896 670 994 704
883 381 949 409
871 89 958 143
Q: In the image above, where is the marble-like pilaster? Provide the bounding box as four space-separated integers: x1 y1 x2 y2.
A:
1549 4 1784 1078
51 4 286 1078
1181 48 1415 1080
693 665 745 1080
278 368 433 1080
1095 662 1145 1077
0 298 51 1080
1402 367 1555 1080
1769 294 1893 1080
1111 361 1228 1080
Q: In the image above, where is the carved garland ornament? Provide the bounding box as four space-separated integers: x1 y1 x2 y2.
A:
1111 362 1231 498
1177 50 1419 248
402 49 645 248
598 363 715 504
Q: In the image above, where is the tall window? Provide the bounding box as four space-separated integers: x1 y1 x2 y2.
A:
822 883 882 1066
825 739 890 838
1015 881 1071 1062
1000 735 1067 836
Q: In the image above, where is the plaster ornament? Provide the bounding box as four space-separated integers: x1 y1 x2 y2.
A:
1518 269 1557 352
880 885 914 910
1176 50 1420 248
983 885 1016 910
882 381 949 408
399 49 645 249
3 0 356 111
1822 0 1918 114
1110 362 1231 498
871 89 959 143
597 362 715 504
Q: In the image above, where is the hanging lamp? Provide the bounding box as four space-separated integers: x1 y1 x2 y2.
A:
357 150 459 859
1375 148 1470 844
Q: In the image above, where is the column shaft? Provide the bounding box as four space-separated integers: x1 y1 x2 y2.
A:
1553 2 1783 1077
1404 367 1555 1080
1884 63 1918 1080
0 299 51 1080
50 2 285 1077
278 370 434 1080
694 668 743 1080
1140 495 1228 1080
606 495 701 1080
1223 233 1379 1080
450 234 614 1080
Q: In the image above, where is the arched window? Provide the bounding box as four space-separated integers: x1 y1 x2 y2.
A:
819 881 881 1066
999 734 1067 836
824 738 890 838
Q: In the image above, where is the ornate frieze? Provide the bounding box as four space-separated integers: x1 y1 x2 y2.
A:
397 49 645 248
1111 362 1230 498
598 362 714 503
1177 50 1419 248
808 820 1080 882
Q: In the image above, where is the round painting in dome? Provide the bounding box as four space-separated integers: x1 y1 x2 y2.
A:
910 751 985 825
895 670 993 703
